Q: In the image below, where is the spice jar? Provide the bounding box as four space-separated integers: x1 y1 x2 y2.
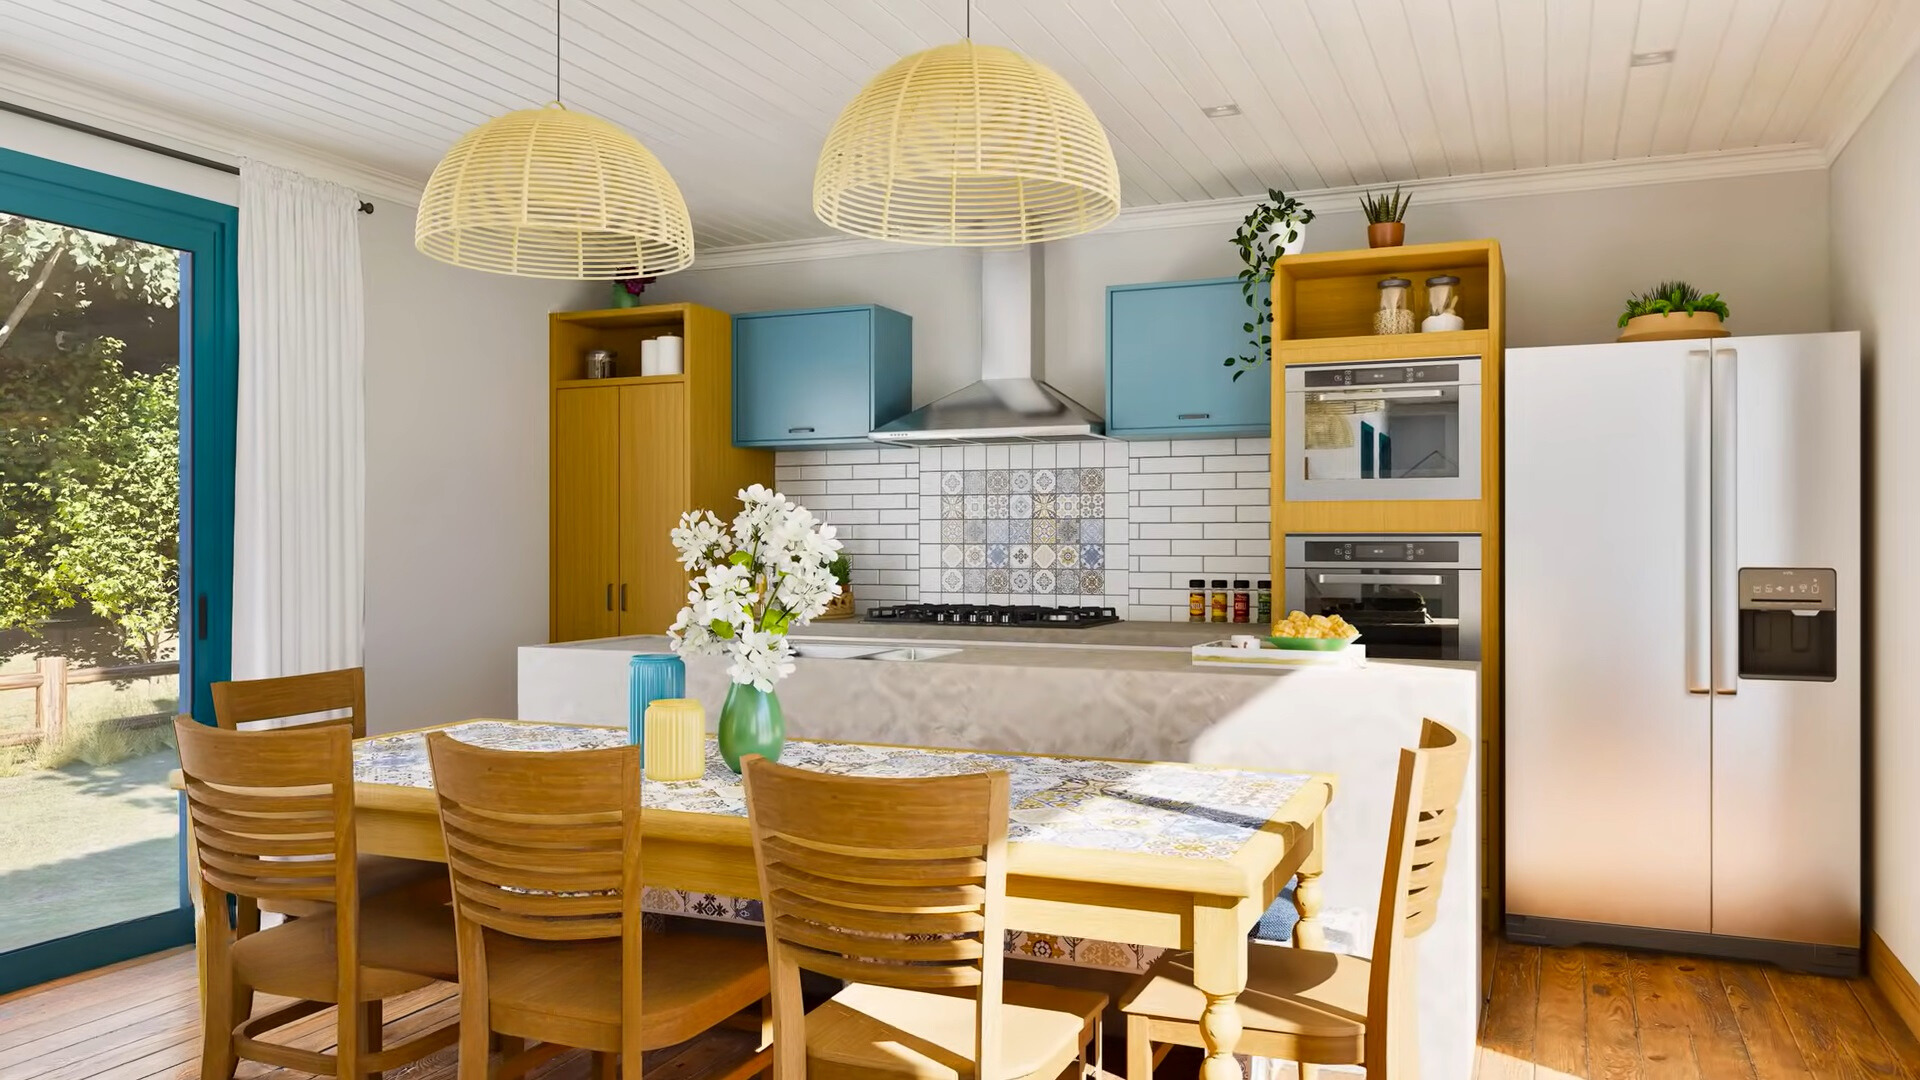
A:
1255 580 1273 625
1422 275 1464 333
1210 580 1230 623
1188 579 1207 622
1373 277 1416 335
1232 580 1252 623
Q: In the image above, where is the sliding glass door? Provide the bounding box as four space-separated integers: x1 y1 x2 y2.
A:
0 148 235 993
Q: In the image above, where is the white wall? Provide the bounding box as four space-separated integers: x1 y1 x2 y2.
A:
652 170 1831 415
1831 50 1920 977
0 110 594 733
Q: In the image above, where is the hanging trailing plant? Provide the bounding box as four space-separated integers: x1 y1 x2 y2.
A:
1225 188 1314 381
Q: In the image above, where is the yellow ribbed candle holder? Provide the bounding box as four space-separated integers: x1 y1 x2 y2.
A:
643 698 707 782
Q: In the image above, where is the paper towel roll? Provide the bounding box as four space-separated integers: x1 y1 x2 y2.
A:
640 338 662 377
656 335 684 376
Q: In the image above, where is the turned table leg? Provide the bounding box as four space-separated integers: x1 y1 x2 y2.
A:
1193 900 1248 1080
1292 812 1328 951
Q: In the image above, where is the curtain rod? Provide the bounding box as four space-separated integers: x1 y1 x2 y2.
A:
0 99 375 214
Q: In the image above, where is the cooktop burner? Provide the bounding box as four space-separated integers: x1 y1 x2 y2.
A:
865 604 1121 629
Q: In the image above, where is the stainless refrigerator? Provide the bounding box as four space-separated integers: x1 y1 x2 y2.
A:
1503 332 1861 975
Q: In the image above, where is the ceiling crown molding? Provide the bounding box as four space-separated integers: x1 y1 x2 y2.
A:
692 143 1828 271
0 56 426 206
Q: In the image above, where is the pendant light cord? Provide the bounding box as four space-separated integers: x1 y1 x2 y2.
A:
965 0 971 40
554 0 562 104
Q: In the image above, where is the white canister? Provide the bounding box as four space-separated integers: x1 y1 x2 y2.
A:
656 335 684 376
640 338 662 377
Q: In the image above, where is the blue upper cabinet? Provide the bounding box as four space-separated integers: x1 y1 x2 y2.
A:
1106 277 1271 439
733 305 913 448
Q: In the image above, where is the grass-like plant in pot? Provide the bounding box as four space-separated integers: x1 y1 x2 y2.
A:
1616 281 1731 342
1224 188 1314 381
1360 185 1411 247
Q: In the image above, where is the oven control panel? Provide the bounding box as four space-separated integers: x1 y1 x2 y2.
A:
1303 362 1461 388
1303 540 1461 563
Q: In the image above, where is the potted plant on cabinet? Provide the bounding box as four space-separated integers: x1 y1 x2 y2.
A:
668 485 843 771
1360 185 1411 247
818 553 855 620
1225 188 1314 381
1616 281 1731 341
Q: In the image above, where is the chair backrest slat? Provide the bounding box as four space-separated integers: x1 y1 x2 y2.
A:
743 756 1011 1078
212 668 367 738
1366 718 1471 1079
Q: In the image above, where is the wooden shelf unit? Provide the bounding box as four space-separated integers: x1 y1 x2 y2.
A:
1268 239 1506 929
548 303 771 642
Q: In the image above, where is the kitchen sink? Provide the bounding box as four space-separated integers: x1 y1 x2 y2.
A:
788 643 959 662
866 647 959 662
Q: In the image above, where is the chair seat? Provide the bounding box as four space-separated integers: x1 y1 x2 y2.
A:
806 980 1108 1080
486 927 771 1053
1120 944 1371 1061
231 892 459 1003
262 854 447 918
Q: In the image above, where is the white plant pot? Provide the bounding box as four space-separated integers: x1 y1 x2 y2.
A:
1258 219 1308 261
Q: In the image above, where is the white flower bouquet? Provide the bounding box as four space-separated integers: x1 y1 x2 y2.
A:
667 485 844 691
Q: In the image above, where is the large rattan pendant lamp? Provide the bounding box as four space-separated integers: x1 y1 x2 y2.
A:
414 0 693 279
813 2 1121 246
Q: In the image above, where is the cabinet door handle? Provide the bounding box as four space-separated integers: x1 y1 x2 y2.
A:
619 584 628 612
788 426 816 434
1177 413 1212 421
606 584 613 611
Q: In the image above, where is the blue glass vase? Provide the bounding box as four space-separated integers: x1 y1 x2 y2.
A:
628 654 686 748
717 682 784 773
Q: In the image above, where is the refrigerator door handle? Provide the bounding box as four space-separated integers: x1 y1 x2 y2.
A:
1688 349 1712 694
1712 347 1739 695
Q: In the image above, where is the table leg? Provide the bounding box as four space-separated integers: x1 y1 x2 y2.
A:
1192 900 1248 1080
1292 812 1327 951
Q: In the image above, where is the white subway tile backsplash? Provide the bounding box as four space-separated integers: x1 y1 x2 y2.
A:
798 464 853 480
1169 438 1239 456
1168 506 1240 523
1128 440 1171 457
1139 522 1204 539
879 446 920 464
1127 604 1176 621
1167 472 1236 489
851 463 907 479
1237 471 1271 489
1236 438 1272 455
1137 457 1187 474
781 450 827 465
834 478 881 495
1131 473 1171 490
1206 522 1270 540
963 445 987 470
1132 505 1171 523
1132 539 1171 556
1139 489 1204 506
1169 539 1238 557
1238 505 1270 522
1204 488 1269 505
1203 455 1269 472
879 478 919 494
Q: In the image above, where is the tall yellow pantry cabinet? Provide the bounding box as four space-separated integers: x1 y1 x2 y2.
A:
549 303 772 642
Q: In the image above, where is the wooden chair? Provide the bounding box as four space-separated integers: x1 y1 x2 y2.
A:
1118 719 1471 1080
741 755 1108 1080
212 667 443 911
424 732 772 1080
176 716 461 1080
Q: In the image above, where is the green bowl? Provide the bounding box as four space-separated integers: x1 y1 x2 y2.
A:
1266 635 1357 652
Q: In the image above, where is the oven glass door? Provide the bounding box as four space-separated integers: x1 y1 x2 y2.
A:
1284 359 1481 502
1293 568 1478 660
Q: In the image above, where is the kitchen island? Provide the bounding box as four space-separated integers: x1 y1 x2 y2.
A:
518 621 1480 1080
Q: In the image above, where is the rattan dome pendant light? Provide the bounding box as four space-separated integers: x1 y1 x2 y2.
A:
814 34 1121 246
414 2 693 279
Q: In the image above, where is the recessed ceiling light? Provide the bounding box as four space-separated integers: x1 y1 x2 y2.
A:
1631 50 1675 67
1201 103 1241 119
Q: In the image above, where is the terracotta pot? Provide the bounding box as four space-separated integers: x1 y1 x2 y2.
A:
1617 311 1730 342
815 589 856 621
1367 221 1405 248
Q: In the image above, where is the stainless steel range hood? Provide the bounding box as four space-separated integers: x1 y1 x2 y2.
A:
869 246 1105 446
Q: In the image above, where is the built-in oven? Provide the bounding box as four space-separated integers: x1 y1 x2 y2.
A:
1284 534 1481 661
1283 357 1481 502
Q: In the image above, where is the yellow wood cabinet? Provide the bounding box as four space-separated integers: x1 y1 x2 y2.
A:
549 303 771 642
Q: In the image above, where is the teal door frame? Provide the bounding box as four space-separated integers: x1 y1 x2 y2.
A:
0 146 237 994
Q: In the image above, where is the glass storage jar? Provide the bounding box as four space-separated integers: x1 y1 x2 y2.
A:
1374 277 1416 335
1423 275 1465 332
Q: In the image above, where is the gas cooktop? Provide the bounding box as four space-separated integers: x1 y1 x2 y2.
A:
865 604 1121 629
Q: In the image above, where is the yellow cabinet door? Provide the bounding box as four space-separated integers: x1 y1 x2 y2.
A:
551 386 621 642
619 382 690 636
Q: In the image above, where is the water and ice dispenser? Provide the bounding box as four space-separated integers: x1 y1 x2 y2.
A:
1737 567 1838 682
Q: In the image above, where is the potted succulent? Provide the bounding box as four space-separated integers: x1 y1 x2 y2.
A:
1616 281 1731 341
1225 188 1315 381
668 485 843 771
1360 185 1411 247
817 553 855 620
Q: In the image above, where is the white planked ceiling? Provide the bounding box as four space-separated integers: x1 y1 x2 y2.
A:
0 0 1915 249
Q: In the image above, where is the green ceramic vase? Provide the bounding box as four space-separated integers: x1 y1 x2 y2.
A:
718 682 785 773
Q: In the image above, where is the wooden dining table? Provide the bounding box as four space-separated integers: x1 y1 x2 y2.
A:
183 718 1335 1080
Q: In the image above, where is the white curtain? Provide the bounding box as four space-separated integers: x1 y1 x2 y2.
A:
232 160 366 679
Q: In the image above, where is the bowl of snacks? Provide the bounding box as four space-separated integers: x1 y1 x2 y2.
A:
1268 610 1362 651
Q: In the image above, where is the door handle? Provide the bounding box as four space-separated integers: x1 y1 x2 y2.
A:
1177 413 1212 421
1687 349 1711 694
1711 347 1739 695
1314 573 1446 586
619 584 628 612
606 584 613 611
788 426 815 434
196 594 208 641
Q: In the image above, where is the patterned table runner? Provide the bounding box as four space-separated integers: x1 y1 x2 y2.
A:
356 720 1317 970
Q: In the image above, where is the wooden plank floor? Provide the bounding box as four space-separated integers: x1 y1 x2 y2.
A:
3 941 1917 1078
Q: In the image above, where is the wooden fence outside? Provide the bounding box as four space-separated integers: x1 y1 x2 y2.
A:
0 657 178 748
